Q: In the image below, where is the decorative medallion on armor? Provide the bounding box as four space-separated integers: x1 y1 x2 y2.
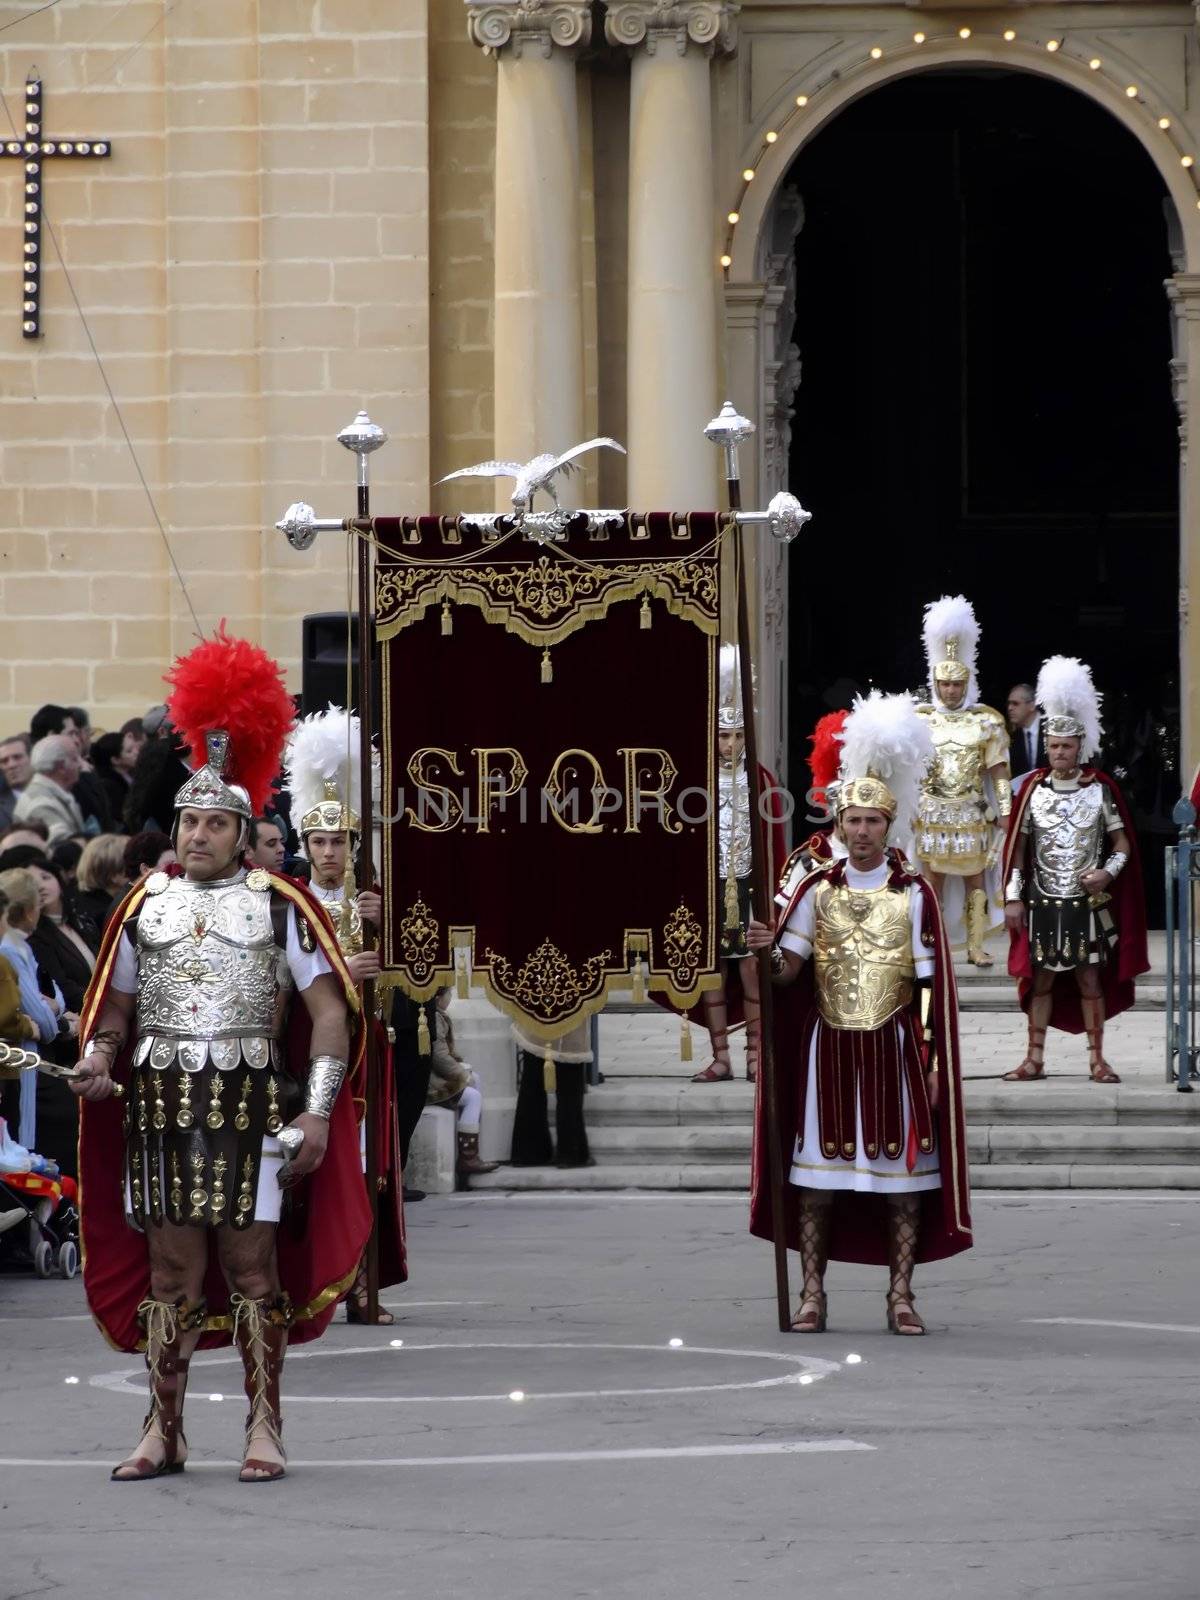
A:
811 880 916 1030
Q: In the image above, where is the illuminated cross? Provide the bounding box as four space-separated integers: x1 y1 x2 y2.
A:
1 72 112 339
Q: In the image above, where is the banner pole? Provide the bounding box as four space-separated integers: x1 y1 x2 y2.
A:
705 403 791 1334
337 411 388 1327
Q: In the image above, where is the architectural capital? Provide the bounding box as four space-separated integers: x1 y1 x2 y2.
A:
603 0 739 58
465 0 592 58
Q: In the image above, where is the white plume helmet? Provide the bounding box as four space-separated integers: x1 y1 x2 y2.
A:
718 643 756 733
283 704 374 845
922 594 980 708
837 690 936 857
1035 656 1103 762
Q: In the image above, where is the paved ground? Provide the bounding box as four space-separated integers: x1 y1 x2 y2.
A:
1 1192 1196 1600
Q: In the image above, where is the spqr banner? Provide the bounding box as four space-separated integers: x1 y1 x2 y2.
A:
373 512 724 1039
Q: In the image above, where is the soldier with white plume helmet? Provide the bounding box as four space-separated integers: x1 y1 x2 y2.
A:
914 595 1012 965
1001 657 1149 1083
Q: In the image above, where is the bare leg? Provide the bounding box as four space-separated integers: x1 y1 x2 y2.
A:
1077 967 1119 1082
111 1221 209 1480
739 956 761 1083
1005 970 1053 1080
694 979 733 1081
886 1195 925 1335
217 1222 289 1481
793 1188 831 1331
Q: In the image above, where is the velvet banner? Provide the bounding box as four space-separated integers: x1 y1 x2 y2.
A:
373 512 725 1040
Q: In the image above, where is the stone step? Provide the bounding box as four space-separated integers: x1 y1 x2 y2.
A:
467 1160 1200 1192
579 1122 1200 1165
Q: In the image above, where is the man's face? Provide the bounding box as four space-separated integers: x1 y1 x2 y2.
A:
117 731 142 773
307 830 348 887
936 678 966 710
176 808 242 880
1007 689 1036 729
717 731 745 765
61 717 85 756
838 806 890 866
54 752 81 789
251 823 285 872
0 741 31 788
1047 735 1082 775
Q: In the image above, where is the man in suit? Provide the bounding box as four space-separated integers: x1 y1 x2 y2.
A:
1007 684 1046 778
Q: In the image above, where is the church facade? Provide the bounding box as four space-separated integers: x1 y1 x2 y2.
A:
1 0 1195 785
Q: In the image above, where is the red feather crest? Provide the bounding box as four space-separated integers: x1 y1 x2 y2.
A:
165 622 295 815
808 709 849 804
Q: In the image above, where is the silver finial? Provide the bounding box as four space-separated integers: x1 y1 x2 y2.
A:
277 501 320 550
704 401 755 449
337 410 388 456
766 491 813 545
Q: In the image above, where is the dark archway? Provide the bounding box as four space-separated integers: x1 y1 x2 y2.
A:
784 69 1180 915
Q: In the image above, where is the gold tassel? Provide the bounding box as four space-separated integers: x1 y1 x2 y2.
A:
456 950 469 999
543 1049 556 1094
441 600 453 636
724 867 740 931
640 593 652 629
417 1007 431 1056
540 647 552 684
680 1012 693 1062
631 958 645 1004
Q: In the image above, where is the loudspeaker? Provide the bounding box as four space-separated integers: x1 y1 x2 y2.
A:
301 613 359 715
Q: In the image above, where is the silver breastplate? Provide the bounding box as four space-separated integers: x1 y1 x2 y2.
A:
133 874 290 1074
718 760 752 878
1028 783 1106 897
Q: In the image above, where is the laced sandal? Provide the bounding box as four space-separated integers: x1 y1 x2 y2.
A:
111 1296 203 1483
1083 1002 1120 1082
233 1292 291 1484
1004 1024 1046 1082
886 1292 927 1336
791 1292 827 1333
691 1061 733 1083
345 1259 395 1325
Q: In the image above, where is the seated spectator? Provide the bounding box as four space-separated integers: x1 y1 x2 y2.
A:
427 986 499 1185
0 867 65 1151
29 704 111 834
14 735 85 845
51 837 84 886
248 815 286 873
75 834 127 932
107 830 176 922
0 848 97 1006
0 733 32 829
0 820 49 856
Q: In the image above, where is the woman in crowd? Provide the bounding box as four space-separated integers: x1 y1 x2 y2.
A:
73 833 127 935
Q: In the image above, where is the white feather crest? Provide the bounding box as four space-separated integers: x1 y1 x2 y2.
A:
922 593 980 707
838 690 935 855
1035 655 1103 761
718 643 756 728
283 704 364 824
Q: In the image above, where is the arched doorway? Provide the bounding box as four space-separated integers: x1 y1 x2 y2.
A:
776 68 1181 916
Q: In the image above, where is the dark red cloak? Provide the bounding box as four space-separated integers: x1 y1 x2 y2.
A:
78 871 372 1353
1002 769 1149 1034
750 851 973 1267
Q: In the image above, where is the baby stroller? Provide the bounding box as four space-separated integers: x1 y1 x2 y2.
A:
0 1168 80 1279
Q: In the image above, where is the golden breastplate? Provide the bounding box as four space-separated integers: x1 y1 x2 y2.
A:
922 709 987 803
812 881 915 1030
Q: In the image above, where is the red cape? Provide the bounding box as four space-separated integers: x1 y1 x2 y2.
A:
1002 769 1149 1034
78 870 372 1352
750 851 973 1266
353 1019 407 1289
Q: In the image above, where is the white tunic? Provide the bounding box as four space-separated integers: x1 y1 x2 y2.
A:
780 860 941 1195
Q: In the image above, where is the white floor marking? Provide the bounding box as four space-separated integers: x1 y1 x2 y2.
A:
0 1440 873 1469
1025 1317 1200 1335
90 1340 841 1404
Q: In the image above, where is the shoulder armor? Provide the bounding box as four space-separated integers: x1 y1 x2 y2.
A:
975 703 1006 725
776 845 806 893
144 871 169 895
245 867 272 893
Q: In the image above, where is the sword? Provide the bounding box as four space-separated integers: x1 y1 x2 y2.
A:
0 1041 125 1097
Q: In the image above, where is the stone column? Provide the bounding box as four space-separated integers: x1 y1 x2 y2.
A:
605 1 738 507
1166 273 1200 776
466 1 590 509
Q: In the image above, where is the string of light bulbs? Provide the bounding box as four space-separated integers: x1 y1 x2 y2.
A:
719 28 1200 271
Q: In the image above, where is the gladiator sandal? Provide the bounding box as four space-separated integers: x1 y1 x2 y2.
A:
1082 996 1120 1083
346 1253 395 1326
743 999 762 1084
886 1195 926 1336
693 991 733 1082
232 1291 292 1484
792 1191 831 1333
1003 1023 1047 1082
111 1296 206 1482
966 888 993 968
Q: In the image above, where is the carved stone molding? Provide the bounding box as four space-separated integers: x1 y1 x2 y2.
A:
466 0 592 58
603 0 739 57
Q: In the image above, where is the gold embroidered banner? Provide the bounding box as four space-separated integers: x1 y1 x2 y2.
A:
375 513 724 1039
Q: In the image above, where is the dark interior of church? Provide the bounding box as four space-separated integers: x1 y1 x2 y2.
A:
784 68 1181 914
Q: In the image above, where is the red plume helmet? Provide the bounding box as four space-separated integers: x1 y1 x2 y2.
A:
808 710 848 808
165 622 295 816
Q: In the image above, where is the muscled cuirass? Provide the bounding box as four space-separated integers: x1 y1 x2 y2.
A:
133 873 289 1073
312 883 362 957
718 758 752 879
1027 782 1111 898
812 880 915 1030
918 707 996 808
